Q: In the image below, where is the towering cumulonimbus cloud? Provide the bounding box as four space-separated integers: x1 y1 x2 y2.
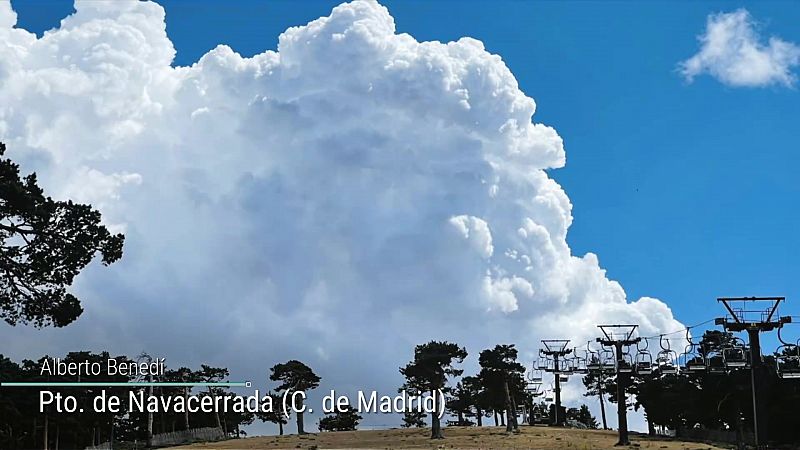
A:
0 0 682 422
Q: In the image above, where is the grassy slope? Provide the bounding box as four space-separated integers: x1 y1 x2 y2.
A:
172 426 727 449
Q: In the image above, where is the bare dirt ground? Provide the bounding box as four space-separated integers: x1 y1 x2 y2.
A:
171 426 727 449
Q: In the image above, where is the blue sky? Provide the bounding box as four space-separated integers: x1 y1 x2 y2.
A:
4 0 800 434
15 0 800 328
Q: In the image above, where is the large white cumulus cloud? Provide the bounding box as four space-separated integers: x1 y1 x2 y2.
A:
0 0 681 427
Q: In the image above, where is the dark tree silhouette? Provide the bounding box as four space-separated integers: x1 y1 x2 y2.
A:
446 381 476 426
269 360 320 435
0 141 124 327
461 375 487 426
318 405 362 432
398 382 427 428
197 365 229 432
400 341 467 439
566 404 599 429
401 409 427 428
478 344 525 433
255 391 290 435
582 369 614 430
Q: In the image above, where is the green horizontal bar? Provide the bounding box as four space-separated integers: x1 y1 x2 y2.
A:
0 382 248 388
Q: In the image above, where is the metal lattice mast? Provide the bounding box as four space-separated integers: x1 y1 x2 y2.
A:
540 340 572 426
596 325 640 446
716 296 791 448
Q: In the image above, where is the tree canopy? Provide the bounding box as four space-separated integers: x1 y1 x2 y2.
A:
269 359 320 435
0 142 124 327
400 340 467 439
318 405 362 432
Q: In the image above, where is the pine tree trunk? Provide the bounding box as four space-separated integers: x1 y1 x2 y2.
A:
476 408 483 426
494 411 498 426
43 413 48 450
279 421 284 436
509 391 519 431
598 385 608 430
297 394 305 435
430 390 444 439
209 387 222 431
503 379 514 433
184 387 191 430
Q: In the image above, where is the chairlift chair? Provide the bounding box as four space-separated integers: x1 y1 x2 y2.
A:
722 337 750 369
536 353 553 372
572 351 589 374
600 347 616 372
657 352 678 374
586 342 602 372
776 328 800 379
527 362 544 383
634 340 653 375
526 381 543 395
680 329 707 373
617 350 635 374
558 358 574 376
776 346 800 379
657 335 679 375
706 352 727 374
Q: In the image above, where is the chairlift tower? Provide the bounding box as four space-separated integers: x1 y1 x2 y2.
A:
716 297 791 449
539 340 572 426
596 325 640 446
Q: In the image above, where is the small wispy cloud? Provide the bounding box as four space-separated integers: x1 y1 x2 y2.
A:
679 9 800 88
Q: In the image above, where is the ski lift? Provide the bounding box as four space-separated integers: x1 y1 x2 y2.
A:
535 351 553 372
635 339 653 375
680 329 707 373
657 335 679 375
705 346 727 374
572 350 589 374
776 327 800 379
723 337 750 369
528 361 544 383
526 381 543 395
776 345 800 379
617 350 635 374
559 374 569 383
544 389 554 403
599 347 616 372
586 341 602 372
558 358 574 376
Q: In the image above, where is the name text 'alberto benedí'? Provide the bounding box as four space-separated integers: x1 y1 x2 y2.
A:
39 357 166 377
